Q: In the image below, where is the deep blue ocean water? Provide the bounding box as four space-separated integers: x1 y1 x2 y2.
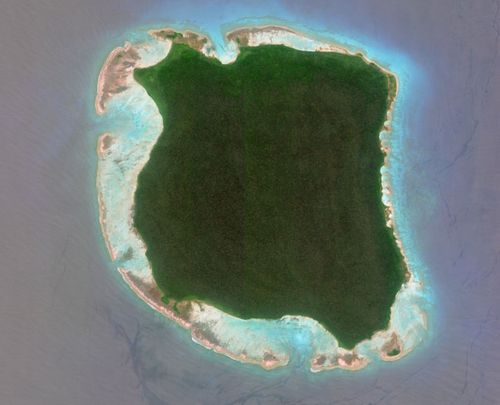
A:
2 0 499 403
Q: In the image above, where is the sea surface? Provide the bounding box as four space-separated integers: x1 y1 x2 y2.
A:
2 0 499 404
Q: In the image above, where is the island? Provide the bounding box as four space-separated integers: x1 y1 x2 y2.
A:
133 39 403 349
95 25 428 371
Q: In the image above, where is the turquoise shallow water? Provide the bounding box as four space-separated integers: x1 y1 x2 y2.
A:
3 0 500 403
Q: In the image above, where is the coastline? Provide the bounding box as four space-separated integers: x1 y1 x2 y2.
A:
95 24 428 372
117 268 289 370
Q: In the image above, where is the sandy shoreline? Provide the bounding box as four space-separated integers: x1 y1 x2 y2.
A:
117 268 289 370
95 42 140 115
95 24 426 372
148 28 213 54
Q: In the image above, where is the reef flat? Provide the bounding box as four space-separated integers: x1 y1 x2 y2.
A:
95 25 428 371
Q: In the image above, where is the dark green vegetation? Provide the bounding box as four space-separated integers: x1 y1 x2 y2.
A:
134 43 405 348
388 348 401 357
